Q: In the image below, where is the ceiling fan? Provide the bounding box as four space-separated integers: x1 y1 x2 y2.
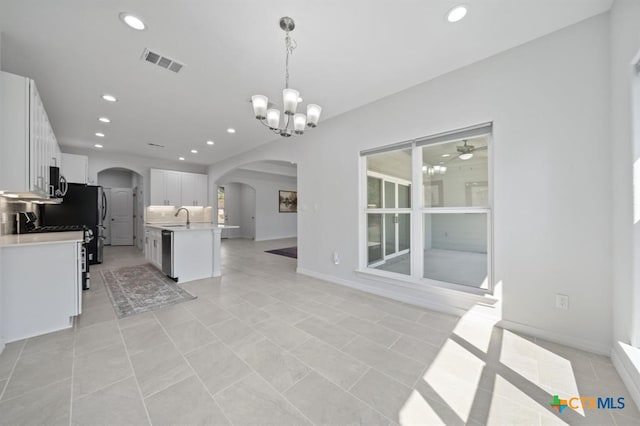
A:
450 140 487 161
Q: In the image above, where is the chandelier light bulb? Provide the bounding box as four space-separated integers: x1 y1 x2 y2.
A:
266 109 281 129
306 104 322 128
251 95 268 119
293 113 306 134
282 88 300 115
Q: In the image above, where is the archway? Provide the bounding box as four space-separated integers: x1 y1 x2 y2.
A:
216 160 298 253
97 167 144 249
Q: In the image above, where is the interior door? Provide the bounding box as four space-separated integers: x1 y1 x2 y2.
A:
110 188 134 246
103 188 112 245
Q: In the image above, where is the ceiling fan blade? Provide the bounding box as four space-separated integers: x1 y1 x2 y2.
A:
474 146 488 151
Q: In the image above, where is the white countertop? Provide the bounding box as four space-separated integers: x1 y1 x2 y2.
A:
145 223 240 232
0 231 84 248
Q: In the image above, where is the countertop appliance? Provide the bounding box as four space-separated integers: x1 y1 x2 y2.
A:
161 230 177 280
38 183 106 265
49 166 68 198
15 211 92 290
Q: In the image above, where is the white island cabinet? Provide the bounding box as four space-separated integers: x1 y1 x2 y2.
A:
0 232 83 342
144 224 238 283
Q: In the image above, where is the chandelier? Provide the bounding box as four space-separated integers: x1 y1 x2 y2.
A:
251 17 322 137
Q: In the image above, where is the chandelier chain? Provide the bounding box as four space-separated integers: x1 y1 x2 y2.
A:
284 32 296 89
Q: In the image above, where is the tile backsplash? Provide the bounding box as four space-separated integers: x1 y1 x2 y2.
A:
0 198 36 236
145 206 213 224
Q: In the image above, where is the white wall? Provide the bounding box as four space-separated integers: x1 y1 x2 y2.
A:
217 169 297 241
97 169 133 188
0 29 5 352
62 147 207 208
611 0 640 348
210 15 612 353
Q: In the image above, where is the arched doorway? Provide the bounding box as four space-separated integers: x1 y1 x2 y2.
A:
97 167 144 248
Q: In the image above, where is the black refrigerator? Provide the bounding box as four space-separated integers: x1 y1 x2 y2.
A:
39 183 106 264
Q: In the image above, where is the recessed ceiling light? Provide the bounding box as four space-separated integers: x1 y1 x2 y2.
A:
102 94 117 102
178 157 185 161
206 140 215 145
120 13 146 30
95 132 105 137
442 154 451 157
94 144 103 149
227 128 236 134
190 149 198 154
98 117 111 123
446 5 467 23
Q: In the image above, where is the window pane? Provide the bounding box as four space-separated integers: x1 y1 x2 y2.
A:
385 214 396 256
423 213 488 288
398 184 411 208
370 213 411 276
422 136 488 207
367 177 382 208
384 181 396 208
367 214 383 265
367 148 412 208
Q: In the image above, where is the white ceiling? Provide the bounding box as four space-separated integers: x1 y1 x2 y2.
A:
0 0 612 166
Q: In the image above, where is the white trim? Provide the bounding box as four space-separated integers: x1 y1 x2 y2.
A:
254 234 297 242
611 342 640 411
499 319 610 355
296 266 497 317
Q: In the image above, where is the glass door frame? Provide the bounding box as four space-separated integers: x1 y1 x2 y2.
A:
366 171 412 267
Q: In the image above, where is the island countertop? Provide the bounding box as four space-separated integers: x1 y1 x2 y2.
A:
144 223 239 232
0 231 84 248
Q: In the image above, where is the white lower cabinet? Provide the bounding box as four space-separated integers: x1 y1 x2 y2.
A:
145 227 162 268
1 241 82 342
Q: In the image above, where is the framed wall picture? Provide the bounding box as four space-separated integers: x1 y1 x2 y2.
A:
279 190 297 213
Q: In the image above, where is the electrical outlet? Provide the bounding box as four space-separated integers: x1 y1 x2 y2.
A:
555 294 569 310
332 251 340 265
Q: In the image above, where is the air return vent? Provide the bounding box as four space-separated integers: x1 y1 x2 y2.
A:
141 48 184 73
147 142 165 148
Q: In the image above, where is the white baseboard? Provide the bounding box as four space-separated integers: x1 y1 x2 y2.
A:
296 267 491 318
499 319 610 355
255 235 297 242
612 342 640 411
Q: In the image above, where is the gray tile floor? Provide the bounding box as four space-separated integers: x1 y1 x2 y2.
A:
0 239 638 425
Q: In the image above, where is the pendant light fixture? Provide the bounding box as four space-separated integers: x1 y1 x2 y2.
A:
251 17 322 137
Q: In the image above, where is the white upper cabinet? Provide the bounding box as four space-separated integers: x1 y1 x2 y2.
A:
0 71 61 197
150 169 208 206
61 153 88 184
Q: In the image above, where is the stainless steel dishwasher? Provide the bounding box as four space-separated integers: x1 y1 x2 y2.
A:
161 230 176 280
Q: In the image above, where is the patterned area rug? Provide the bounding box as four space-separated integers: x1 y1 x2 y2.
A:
101 263 196 318
265 246 297 259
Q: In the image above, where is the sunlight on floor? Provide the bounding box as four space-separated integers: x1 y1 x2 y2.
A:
452 305 499 353
488 375 569 425
500 330 583 416
399 390 447 425
422 339 486 422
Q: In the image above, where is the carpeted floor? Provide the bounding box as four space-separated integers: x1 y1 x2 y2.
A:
265 246 297 259
100 263 196 318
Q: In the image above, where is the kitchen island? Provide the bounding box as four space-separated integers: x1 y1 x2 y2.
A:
144 223 239 283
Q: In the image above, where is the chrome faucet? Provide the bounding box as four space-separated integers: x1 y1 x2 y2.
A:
175 207 190 226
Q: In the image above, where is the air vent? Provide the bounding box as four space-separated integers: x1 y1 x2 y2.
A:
147 143 165 148
141 48 184 73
